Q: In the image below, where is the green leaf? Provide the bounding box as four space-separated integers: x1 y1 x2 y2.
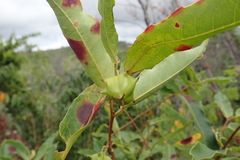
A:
47 0 115 88
0 140 33 160
0 157 13 160
98 0 118 64
162 144 176 160
214 92 234 118
190 142 227 160
124 0 240 74
221 158 240 160
34 132 58 160
202 77 236 84
88 152 111 160
184 102 219 150
132 40 208 104
55 85 105 160
235 108 240 116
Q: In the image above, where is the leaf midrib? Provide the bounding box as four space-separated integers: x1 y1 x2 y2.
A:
127 20 240 72
51 0 105 81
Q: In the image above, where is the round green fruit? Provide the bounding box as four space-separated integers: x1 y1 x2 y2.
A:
101 73 137 104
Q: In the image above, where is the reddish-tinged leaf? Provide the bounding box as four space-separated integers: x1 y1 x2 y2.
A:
56 85 105 160
170 7 184 17
47 0 115 88
144 25 155 33
124 0 240 74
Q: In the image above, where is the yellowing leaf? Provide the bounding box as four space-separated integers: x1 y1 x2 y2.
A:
0 92 5 103
176 133 202 145
174 120 184 128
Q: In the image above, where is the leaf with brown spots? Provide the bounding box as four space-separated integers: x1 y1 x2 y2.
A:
54 85 105 160
124 0 240 74
176 133 202 145
47 0 114 88
0 139 33 159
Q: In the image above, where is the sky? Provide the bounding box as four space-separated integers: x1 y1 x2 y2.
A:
0 0 194 50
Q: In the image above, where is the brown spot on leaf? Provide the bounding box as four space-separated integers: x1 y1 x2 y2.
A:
76 101 94 126
65 37 87 62
90 19 100 34
182 93 195 102
8 146 17 152
76 99 104 126
144 24 155 33
74 22 79 27
174 44 193 51
62 0 81 7
175 22 180 28
170 154 177 159
177 133 201 145
170 7 184 17
180 136 193 145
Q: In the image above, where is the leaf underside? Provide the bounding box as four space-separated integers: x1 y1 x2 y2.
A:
124 0 240 74
132 40 208 104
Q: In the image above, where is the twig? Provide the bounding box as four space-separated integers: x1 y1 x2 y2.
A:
108 100 116 160
123 110 149 148
220 116 238 134
222 125 240 149
215 125 240 160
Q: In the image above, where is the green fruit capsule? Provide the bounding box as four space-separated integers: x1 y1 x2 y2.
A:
101 73 137 104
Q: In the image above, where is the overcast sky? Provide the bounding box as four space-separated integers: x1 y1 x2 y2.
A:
0 0 194 50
